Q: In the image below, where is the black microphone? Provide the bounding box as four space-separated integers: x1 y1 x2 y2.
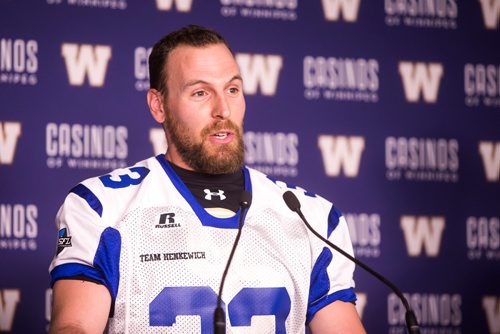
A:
282 191 420 334
214 191 252 334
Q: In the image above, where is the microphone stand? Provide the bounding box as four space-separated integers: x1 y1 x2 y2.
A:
282 191 420 334
213 192 252 334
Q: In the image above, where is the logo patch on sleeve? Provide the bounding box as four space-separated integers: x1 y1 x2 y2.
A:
57 228 72 255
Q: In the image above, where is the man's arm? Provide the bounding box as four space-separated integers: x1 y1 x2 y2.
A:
309 300 366 334
49 279 111 334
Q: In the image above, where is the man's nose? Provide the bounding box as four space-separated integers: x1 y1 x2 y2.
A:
212 93 231 119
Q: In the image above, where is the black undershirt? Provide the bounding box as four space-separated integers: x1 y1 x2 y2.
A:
169 161 245 214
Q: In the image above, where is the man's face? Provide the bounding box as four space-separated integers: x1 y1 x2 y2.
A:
162 43 246 174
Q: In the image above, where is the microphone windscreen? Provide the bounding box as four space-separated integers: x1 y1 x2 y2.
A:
282 191 301 212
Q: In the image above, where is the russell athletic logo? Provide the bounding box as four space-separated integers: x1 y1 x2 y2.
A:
155 213 180 229
464 64 500 108
479 0 500 30
400 216 445 257
236 54 283 96
399 62 444 103
479 141 500 182
0 289 20 332
244 131 299 178
385 137 459 183
45 122 128 170
47 0 127 10
0 203 38 251
220 0 298 21
61 43 112 87
322 0 361 22
0 121 21 165
303 56 379 102
385 0 458 29
388 292 462 330
466 216 500 261
318 135 365 178
0 38 38 85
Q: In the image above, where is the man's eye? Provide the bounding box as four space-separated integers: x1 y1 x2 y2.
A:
193 91 206 97
228 87 239 94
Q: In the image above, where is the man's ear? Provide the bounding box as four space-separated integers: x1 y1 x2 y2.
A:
147 89 166 123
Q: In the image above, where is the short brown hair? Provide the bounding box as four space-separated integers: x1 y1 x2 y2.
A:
148 25 230 94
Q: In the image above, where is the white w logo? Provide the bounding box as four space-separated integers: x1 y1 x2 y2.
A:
400 216 445 257
0 122 21 165
479 141 500 182
155 0 193 11
149 127 167 155
399 62 443 103
61 43 112 87
236 54 283 96
317 135 365 177
354 292 367 319
478 0 500 29
0 289 20 331
321 0 361 22
483 296 500 334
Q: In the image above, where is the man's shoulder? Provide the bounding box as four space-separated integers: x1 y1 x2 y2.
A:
79 155 160 189
66 155 165 206
60 155 169 222
245 166 333 210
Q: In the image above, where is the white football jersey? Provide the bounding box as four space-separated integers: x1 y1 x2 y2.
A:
49 155 357 333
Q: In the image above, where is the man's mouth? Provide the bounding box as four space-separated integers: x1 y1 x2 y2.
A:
213 132 229 139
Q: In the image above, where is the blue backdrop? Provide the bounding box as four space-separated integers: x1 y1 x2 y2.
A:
1 1 499 333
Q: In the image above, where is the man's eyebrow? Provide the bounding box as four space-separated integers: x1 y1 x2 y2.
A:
229 75 243 83
183 79 209 90
182 75 243 90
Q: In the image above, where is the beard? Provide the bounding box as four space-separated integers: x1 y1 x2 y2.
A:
164 111 245 174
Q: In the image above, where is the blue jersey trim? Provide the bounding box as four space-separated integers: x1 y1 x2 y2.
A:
93 227 121 301
50 227 121 302
327 206 342 238
155 154 252 229
306 287 357 325
70 184 103 217
308 247 333 322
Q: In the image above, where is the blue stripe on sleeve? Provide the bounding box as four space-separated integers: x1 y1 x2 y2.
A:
93 227 121 301
307 247 333 322
327 206 342 238
307 288 357 325
70 183 103 217
307 246 357 324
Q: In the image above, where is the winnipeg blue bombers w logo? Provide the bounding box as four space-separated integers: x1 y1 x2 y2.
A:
0 122 21 165
0 289 20 332
61 43 112 87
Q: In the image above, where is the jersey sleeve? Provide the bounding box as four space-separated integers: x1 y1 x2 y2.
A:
48 182 121 302
305 197 357 324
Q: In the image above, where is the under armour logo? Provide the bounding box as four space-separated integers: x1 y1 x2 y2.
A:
204 189 226 200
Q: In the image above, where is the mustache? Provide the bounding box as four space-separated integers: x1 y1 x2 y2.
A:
201 119 242 137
